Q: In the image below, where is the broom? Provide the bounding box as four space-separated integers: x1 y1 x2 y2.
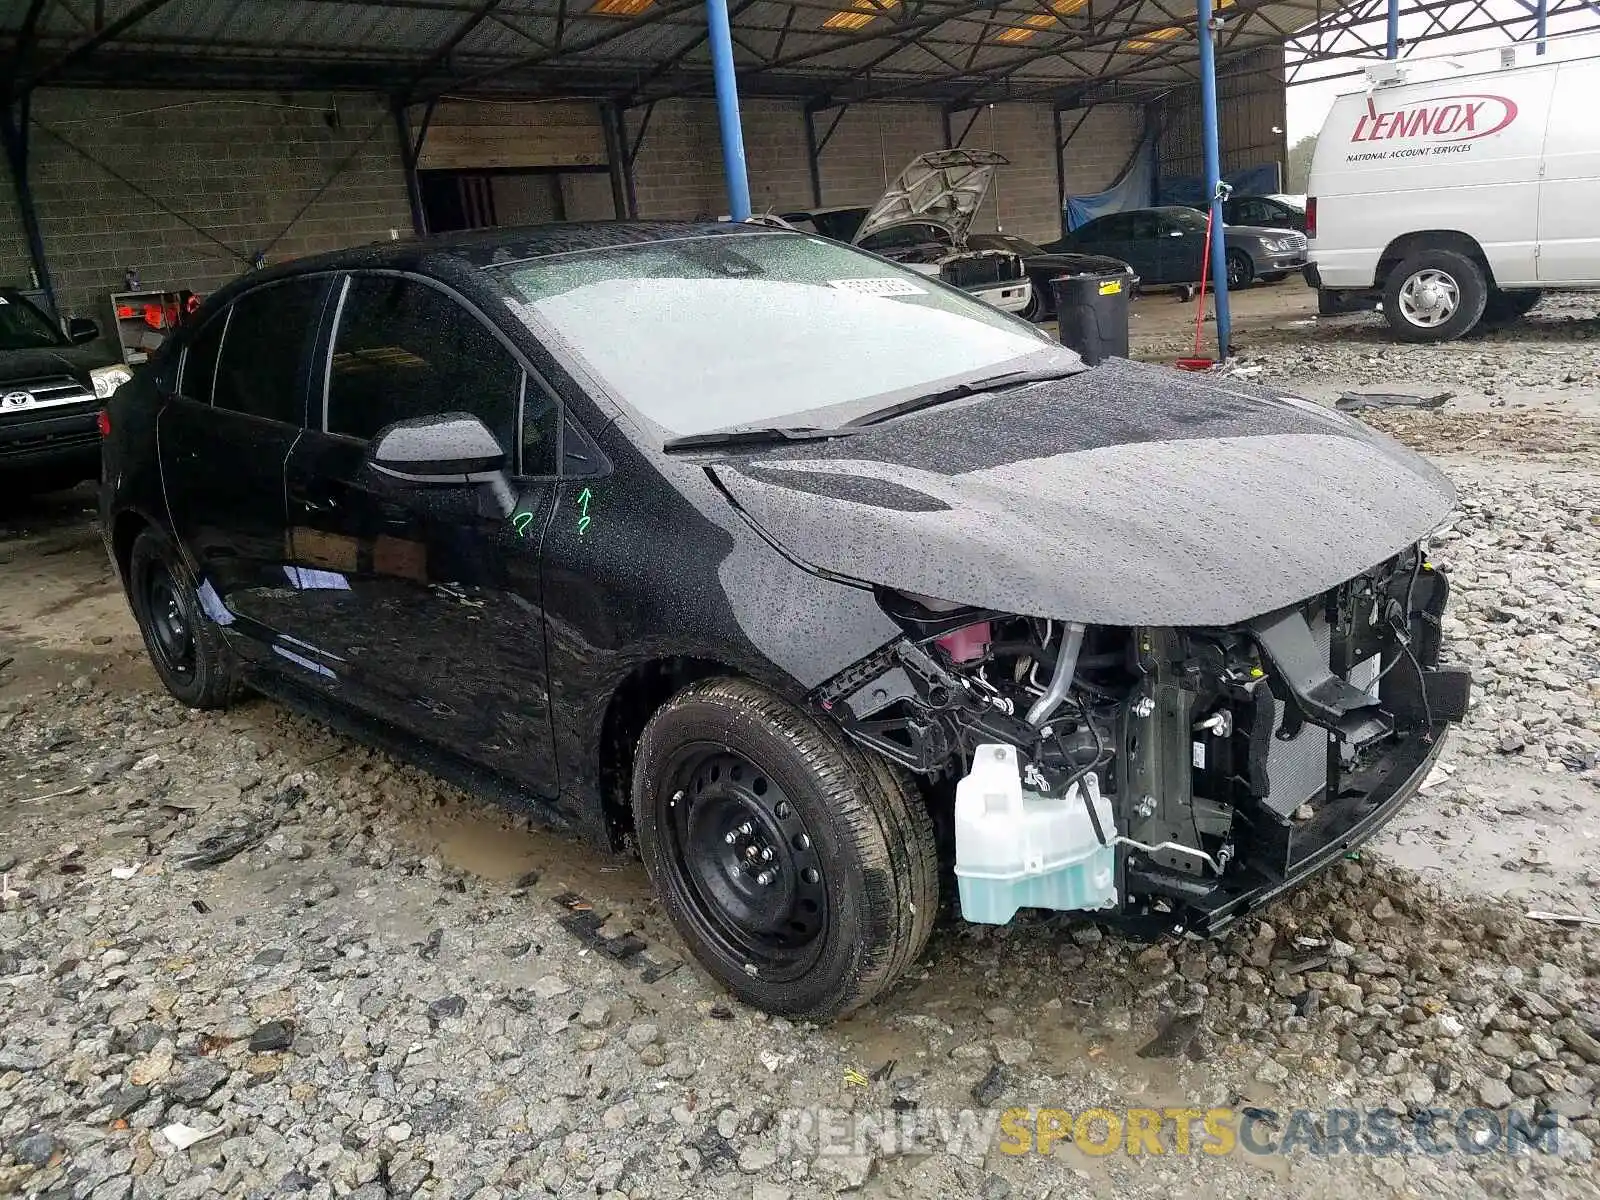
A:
1175 203 1217 371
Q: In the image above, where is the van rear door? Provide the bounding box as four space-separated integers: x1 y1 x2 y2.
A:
1536 58 1600 284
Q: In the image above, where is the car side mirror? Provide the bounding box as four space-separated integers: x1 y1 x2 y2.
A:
368 413 514 516
66 317 99 344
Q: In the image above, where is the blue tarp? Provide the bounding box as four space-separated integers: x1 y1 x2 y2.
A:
1155 162 1282 206
1063 131 1156 232
1064 152 1284 230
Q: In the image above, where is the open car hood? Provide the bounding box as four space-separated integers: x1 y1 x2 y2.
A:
851 149 1008 246
706 359 1455 627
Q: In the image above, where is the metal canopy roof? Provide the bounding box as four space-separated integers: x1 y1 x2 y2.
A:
0 0 1336 108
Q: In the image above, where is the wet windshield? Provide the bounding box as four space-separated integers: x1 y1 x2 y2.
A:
0 294 63 351
494 232 1063 437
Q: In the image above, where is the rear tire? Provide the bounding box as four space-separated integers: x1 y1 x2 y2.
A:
1382 249 1487 343
128 528 242 709
1480 288 1541 327
632 677 938 1019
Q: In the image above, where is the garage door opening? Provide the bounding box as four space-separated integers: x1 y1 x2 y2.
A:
418 166 616 233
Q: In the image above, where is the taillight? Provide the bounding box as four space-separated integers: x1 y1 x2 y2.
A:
96 409 111 438
1306 196 1317 240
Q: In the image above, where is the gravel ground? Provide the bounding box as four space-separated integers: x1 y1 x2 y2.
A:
2 315 1598 1199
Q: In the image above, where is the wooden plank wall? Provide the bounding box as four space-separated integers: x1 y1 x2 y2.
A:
415 101 607 170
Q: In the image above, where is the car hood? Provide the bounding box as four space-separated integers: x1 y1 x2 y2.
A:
705 359 1454 626
852 149 1008 246
0 346 104 386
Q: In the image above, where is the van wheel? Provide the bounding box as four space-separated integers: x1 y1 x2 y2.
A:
1480 288 1542 327
128 528 242 709
631 677 938 1019
1383 250 1487 342
1021 286 1049 322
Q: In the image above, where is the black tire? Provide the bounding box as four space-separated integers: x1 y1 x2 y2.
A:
128 527 241 709
1382 249 1488 343
1480 288 1542 327
1226 249 1254 289
632 677 938 1019
1021 282 1049 323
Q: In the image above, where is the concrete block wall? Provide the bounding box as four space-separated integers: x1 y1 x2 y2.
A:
0 88 412 330
624 97 1144 244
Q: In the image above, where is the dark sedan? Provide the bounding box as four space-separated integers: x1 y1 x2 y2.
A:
1043 206 1307 289
1199 193 1308 234
101 222 1467 1019
964 233 1136 321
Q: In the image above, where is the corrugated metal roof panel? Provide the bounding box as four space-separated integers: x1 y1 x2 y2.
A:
0 0 1357 99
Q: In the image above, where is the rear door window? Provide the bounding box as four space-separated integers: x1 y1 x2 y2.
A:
1082 214 1130 242
179 313 227 403
212 278 329 424
324 275 523 459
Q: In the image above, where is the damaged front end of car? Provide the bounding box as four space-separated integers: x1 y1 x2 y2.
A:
815 544 1471 934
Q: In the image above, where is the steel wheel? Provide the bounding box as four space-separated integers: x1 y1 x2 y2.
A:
127 527 241 709
660 744 829 981
143 560 196 680
1397 268 1460 329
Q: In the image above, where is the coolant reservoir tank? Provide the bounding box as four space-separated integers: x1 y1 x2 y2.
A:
954 743 1118 925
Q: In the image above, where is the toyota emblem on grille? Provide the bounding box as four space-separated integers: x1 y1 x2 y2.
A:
2 391 31 408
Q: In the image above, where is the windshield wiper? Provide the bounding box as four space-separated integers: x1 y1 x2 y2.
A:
662 425 860 452
845 363 1085 428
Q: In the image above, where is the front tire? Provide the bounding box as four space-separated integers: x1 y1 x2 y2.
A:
632 677 938 1019
1383 249 1487 342
1021 283 1049 323
128 528 241 709
1226 249 1254 289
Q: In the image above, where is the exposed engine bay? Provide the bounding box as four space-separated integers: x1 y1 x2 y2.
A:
816 543 1472 933
865 235 1028 296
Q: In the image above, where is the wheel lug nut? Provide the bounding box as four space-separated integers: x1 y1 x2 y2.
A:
724 831 738 845
756 870 775 886
738 822 753 836
760 847 774 861
744 845 757 859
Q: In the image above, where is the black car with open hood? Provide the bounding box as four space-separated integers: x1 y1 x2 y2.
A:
100 221 1469 1019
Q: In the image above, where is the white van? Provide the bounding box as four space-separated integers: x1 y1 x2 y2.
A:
1307 54 1600 341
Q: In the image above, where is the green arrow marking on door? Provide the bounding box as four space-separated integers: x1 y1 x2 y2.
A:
512 511 533 537
577 487 593 537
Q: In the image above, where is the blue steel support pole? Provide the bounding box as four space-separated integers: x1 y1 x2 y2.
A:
1537 0 1548 55
1197 0 1230 360
706 0 752 221
1386 0 1400 58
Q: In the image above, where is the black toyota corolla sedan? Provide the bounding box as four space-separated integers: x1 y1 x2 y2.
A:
101 222 1469 1018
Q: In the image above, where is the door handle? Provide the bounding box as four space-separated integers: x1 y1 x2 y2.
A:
302 496 339 513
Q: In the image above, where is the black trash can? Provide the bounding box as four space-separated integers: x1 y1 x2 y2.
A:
1051 272 1130 366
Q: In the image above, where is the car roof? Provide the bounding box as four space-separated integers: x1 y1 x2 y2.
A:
193 221 781 314
321 220 767 272
780 206 867 218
